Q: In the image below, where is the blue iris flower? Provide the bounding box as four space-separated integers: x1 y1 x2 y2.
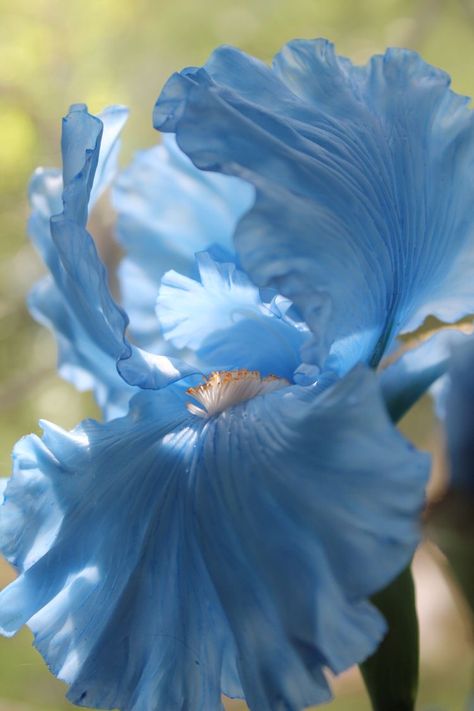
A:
3 37 468 709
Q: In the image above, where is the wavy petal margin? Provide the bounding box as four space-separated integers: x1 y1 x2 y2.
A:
154 39 474 374
157 252 307 378
33 104 198 399
0 368 428 710
112 134 254 348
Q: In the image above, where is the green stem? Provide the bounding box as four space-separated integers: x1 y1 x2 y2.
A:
360 566 419 711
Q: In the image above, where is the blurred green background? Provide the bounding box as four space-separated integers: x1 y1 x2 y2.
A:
0 0 473 708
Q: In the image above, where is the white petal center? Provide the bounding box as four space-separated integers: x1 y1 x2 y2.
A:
186 369 288 418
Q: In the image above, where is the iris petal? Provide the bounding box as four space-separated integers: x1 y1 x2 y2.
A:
157 252 307 378
154 40 474 373
43 104 197 394
0 478 8 506
0 389 238 710
27 105 136 414
194 365 428 709
0 367 428 710
28 105 128 279
28 168 63 272
29 276 134 418
380 328 473 422
112 135 253 348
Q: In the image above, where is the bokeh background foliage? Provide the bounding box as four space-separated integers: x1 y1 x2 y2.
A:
0 0 473 709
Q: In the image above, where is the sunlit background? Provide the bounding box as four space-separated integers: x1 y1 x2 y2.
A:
0 0 473 709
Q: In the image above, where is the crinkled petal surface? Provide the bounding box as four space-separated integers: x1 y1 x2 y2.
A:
157 252 308 378
38 104 197 397
112 134 254 348
0 388 236 711
29 105 128 276
0 368 428 710
154 39 474 373
28 105 135 414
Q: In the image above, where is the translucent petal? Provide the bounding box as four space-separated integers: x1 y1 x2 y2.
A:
27 105 134 414
89 106 129 207
157 252 308 378
112 134 254 347
28 167 63 274
154 40 474 373
43 104 197 394
0 369 428 710
0 479 8 506
0 388 238 710
29 276 135 419
27 105 127 283
194 366 428 709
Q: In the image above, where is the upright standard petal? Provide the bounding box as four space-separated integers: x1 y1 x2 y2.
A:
154 40 474 374
27 105 138 414
0 368 428 710
112 134 254 348
45 104 198 393
28 105 128 277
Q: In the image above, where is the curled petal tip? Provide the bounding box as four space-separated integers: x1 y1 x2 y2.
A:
68 102 89 114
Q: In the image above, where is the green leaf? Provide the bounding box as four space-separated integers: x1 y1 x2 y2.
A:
360 565 419 711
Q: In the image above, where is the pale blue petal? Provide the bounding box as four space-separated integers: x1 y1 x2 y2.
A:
0 437 63 574
0 367 428 710
0 479 8 506
27 104 198 401
112 134 254 347
117 259 167 351
28 105 127 279
48 104 197 391
48 211 196 391
89 105 129 207
154 40 474 373
380 328 472 422
29 276 135 419
157 252 308 378
60 103 129 225
193 366 429 709
0 388 238 710
27 105 135 413
28 168 63 274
